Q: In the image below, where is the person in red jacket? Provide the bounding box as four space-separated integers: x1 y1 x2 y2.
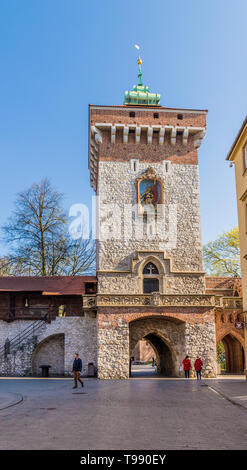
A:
194 356 203 380
182 355 191 379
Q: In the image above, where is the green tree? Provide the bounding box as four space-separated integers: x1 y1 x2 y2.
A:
203 227 240 276
2 178 95 276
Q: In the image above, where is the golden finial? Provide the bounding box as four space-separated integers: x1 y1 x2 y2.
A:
137 55 142 66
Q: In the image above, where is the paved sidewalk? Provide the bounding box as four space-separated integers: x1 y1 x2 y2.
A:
0 378 247 449
206 378 247 409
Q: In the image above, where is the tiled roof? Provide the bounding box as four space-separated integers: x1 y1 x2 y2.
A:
205 277 242 296
205 277 237 289
226 115 247 160
0 276 97 295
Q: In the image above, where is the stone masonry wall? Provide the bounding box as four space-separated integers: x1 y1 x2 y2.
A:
98 272 205 295
0 316 97 377
97 314 129 379
0 339 36 377
97 310 217 379
184 318 217 378
97 160 204 294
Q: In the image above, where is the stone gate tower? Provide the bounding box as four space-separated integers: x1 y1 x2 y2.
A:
88 56 217 379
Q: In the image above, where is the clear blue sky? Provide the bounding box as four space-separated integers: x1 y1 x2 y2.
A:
0 0 246 253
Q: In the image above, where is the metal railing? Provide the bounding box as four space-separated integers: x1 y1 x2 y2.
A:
0 317 48 359
0 304 83 318
0 302 83 359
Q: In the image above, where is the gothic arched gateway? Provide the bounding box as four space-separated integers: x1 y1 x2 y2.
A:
218 333 245 373
129 316 185 377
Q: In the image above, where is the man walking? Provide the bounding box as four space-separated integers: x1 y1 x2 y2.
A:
194 356 203 380
72 353 83 388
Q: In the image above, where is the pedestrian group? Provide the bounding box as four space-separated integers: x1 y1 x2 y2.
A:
71 352 204 387
182 355 203 379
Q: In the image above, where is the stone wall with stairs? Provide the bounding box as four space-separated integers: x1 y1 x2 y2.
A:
0 315 97 377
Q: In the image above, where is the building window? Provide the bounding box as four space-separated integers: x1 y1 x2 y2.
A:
153 113 159 119
85 282 97 294
129 112 135 118
143 262 160 293
243 145 247 171
143 262 159 275
177 114 183 120
130 159 139 173
143 278 159 293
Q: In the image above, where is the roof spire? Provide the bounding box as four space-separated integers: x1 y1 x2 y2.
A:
124 45 161 106
137 55 143 86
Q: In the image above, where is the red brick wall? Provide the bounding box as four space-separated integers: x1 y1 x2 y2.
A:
98 134 198 165
97 307 216 328
90 105 207 166
90 106 207 128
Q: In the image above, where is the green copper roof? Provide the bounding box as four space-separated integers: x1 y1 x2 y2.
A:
124 57 161 106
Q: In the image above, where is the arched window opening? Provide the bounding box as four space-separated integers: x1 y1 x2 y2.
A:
143 262 159 275
142 262 160 293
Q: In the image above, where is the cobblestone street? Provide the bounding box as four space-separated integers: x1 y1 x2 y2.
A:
0 376 246 450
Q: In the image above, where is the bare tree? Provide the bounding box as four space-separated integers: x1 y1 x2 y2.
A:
2 178 95 276
0 257 12 275
65 237 96 276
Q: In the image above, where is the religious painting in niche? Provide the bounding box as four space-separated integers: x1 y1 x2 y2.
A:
136 167 164 215
139 180 161 208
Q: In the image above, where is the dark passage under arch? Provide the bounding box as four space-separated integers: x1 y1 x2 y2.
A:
130 332 174 378
145 333 173 376
219 334 245 373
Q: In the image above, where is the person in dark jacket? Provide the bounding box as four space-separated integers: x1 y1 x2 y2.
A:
182 355 192 379
194 356 203 380
72 353 83 388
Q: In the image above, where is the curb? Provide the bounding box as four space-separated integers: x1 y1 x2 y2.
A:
205 383 247 412
0 393 23 411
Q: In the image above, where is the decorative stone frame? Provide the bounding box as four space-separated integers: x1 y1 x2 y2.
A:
138 256 166 294
136 166 164 216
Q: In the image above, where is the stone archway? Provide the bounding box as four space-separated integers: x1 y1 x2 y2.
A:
32 333 65 376
129 316 185 377
219 333 244 373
